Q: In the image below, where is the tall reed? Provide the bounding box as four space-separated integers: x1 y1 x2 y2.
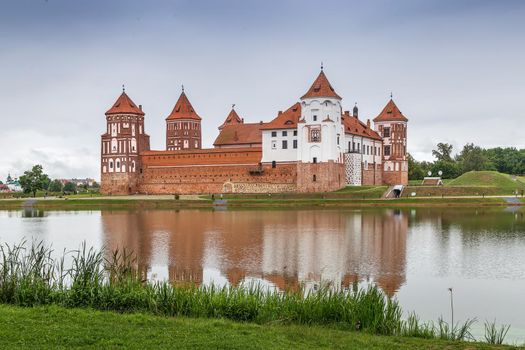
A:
0 240 506 345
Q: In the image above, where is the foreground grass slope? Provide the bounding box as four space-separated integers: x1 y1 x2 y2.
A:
0 305 516 350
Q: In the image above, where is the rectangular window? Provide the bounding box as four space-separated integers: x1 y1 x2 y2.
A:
313 115 317 122
352 141 355 152
293 130 297 136
282 131 287 137
282 140 288 149
337 135 340 145
271 131 277 137
293 140 297 149
383 127 390 138
384 145 391 156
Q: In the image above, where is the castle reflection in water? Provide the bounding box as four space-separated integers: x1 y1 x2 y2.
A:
100 209 408 296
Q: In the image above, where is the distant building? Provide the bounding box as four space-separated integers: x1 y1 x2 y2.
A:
4 173 22 192
101 69 409 195
59 178 96 187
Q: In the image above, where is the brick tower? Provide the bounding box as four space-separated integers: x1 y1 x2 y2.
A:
100 89 150 195
373 98 408 185
165 87 202 151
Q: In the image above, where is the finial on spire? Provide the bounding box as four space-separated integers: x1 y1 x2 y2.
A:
122 84 125 93
232 103 235 110
321 61 324 71
181 84 184 93
390 92 393 99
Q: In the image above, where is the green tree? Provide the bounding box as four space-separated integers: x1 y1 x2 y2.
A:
458 143 493 172
431 160 462 179
19 165 50 197
63 182 77 193
432 143 454 162
407 153 425 180
48 179 63 193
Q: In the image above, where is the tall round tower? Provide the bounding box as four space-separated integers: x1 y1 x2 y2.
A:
100 89 150 195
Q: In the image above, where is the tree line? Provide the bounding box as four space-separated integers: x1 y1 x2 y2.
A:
409 143 525 180
17 165 99 197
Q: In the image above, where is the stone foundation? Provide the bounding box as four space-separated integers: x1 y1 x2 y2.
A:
362 163 383 185
101 173 140 195
296 161 345 192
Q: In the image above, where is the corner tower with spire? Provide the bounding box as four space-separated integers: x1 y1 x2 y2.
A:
165 87 202 151
100 88 150 195
373 97 409 185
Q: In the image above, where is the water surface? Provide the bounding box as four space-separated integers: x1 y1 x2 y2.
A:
1 207 524 343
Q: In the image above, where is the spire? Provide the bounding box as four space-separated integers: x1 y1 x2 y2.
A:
219 106 243 129
166 89 201 121
353 102 359 118
105 90 144 116
301 69 342 100
373 98 408 122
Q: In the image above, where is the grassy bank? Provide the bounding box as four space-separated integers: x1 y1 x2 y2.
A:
0 242 517 347
0 304 516 350
405 172 525 197
0 196 520 211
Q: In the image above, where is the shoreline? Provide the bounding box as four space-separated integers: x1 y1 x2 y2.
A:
0 195 523 210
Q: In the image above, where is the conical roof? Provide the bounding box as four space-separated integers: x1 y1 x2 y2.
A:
166 91 201 121
301 70 342 100
373 99 408 122
105 92 144 116
219 108 243 129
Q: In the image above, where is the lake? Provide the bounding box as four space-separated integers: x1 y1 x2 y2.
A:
1 207 524 343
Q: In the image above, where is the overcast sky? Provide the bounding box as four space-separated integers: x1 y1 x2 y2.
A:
1 0 524 180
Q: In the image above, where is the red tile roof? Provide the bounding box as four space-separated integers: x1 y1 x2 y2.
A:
105 92 144 116
213 123 265 147
219 108 243 130
373 99 408 122
342 112 382 140
301 70 342 100
166 91 201 121
261 102 301 130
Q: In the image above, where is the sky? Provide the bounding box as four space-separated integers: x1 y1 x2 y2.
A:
0 0 524 181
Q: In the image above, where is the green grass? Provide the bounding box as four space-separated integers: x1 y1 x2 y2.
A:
447 171 525 194
334 185 388 197
0 240 520 348
0 305 517 350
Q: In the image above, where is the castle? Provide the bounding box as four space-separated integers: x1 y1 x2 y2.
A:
100 69 408 195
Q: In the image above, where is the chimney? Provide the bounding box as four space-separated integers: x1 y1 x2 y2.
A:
139 104 142 111
278 111 282 115
343 110 350 117
259 120 263 124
